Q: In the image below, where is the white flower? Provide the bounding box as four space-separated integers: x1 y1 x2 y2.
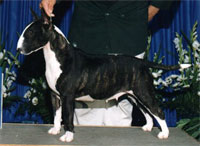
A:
197 63 200 69
165 77 172 85
24 90 31 98
172 82 180 88
170 74 179 78
5 68 8 74
197 91 200 97
158 70 163 74
33 89 36 93
190 75 194 79
182 49 188 56
195 51 200 59
32 97 38 106
12 71 17 77
153 78 162 86
183 84 190 88
3 93 7 98
29 79 36 84
153 80 159 86
184 55 190 63
162 98 166 102
7 58 11 64
42 82 47 89
162 80 168 87
177 75 187 81
7 80 13 88
198 72 200 77
152 72 161 78
173 38 179 46
192 40 200 50
0 52 3 60
193 31 198 38
2 85 6 93
10 76 16 81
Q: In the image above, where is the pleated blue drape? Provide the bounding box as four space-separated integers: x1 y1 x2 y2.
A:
0 0 199 125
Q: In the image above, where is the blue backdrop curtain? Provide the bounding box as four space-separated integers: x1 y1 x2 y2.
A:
0 0 199 125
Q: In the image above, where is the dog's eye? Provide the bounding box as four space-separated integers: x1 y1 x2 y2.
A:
27 30 34 37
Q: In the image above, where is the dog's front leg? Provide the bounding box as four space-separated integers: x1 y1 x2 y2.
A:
48 91 62 135
59 95 75 142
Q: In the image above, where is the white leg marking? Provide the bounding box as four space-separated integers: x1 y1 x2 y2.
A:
60 131 74 142
154 115 169 139
142 113 153 132
48 107 62 135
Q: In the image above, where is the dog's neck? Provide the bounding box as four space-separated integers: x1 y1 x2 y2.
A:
43 26 74 71
42 25 72 94
42 26 75 94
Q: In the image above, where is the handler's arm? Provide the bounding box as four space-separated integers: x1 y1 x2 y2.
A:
148 0 173 21
40 0 56 17
148 5 159 21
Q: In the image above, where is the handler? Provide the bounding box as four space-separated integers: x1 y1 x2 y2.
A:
40 0 173 126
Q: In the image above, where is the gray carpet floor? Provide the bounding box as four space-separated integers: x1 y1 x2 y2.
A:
0 124 199 146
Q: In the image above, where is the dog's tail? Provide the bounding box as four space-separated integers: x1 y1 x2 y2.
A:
146 62 191 71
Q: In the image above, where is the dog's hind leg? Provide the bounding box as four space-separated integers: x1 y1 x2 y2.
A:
140 109 153 132
152 114 169 139
140 93 169 139
131 73 169 139
127 94 153 132
48 91 62 135
138 93 169 139
130 92 169 139
59 95 75 142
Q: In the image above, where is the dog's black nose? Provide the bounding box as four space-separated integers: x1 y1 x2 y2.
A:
17 48 24 54
17 47 21 51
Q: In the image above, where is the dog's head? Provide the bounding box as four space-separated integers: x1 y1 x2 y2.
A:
17 9 53 55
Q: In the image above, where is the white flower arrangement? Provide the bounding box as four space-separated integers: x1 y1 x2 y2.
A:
0 33 20 103
23 77 47 106
152 22 200 96
20 77 52 123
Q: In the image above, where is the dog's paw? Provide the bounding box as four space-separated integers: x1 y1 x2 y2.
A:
48 127 61 135
157 131 169 139
142 124 153 132
59 131 74 142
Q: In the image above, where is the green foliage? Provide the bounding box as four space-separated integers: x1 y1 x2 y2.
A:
177 118 200 140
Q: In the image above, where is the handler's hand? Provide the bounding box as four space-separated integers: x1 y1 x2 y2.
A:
40 0 56 17
148 5 159 21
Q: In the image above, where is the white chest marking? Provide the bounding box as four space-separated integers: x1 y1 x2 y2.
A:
43 42 62 94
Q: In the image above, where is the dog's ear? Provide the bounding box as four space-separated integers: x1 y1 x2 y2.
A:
41 8 53 29
30 8 39 21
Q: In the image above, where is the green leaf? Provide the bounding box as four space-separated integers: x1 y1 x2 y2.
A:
177 119 191 129
191 130 200 138
5 86 16 93
185 123 200 132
